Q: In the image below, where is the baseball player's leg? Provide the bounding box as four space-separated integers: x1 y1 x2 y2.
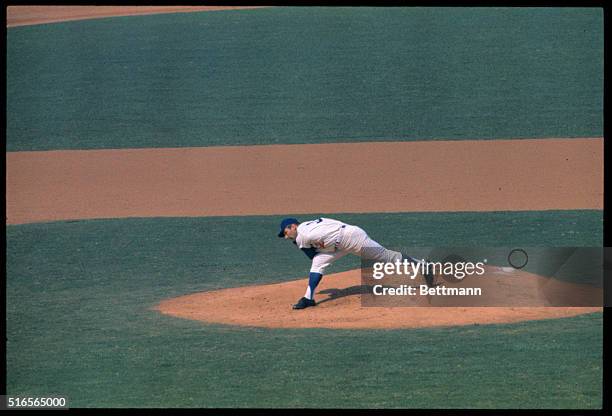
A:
304 251 349 299
339 226 404 263
341 225 422 265
342 225 435 284
360 236 404 263
304 272 322 300
359 232 436 287
363 234 440 287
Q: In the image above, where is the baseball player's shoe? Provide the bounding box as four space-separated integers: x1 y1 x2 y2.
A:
293 297 316 310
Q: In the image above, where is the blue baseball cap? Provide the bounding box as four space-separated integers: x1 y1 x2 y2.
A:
278 218 299 237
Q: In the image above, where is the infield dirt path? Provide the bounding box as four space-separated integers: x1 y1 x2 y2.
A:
5 138 602 225
6 6 267 27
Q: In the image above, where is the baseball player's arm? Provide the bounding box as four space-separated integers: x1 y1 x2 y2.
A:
296 231 328 250
295 232 308 248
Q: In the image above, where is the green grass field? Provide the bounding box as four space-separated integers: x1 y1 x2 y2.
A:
6 211 603 408
7 7 602 151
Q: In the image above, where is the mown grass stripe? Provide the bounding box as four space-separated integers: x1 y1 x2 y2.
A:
7 7 602 151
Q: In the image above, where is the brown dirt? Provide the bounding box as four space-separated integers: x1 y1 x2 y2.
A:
5 138 602 225
6 6 267 27
154 267 601 329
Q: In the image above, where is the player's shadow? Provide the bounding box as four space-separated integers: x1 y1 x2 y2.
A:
316 285 375 305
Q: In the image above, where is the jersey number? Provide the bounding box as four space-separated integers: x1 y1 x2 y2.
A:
306 218 323 226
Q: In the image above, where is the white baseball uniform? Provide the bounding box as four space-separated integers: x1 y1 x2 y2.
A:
295 217 404 274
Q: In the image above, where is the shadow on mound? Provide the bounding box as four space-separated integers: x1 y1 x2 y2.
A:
317 285 375 305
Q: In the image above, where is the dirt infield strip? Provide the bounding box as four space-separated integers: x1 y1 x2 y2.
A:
6 139 602 225
6 6 267 27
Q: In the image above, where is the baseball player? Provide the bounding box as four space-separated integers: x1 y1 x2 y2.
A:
277 217 435 309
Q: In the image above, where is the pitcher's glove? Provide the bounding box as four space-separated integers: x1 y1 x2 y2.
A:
301 247 318 260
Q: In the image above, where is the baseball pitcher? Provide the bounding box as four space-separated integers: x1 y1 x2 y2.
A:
278 217 435 309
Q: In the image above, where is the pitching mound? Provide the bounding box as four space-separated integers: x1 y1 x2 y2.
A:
154 267 601 329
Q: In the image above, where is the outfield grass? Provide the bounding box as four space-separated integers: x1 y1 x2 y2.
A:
6 211 602 407
7 7 602 151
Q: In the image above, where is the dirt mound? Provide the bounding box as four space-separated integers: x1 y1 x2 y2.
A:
154 267 601 329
